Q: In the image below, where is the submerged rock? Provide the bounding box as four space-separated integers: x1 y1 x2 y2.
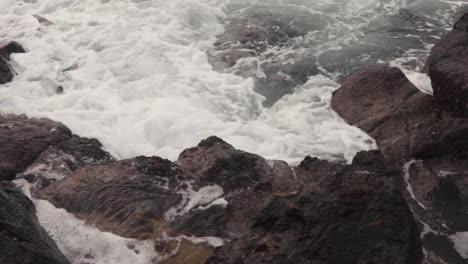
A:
426 12 468 116
0 182 70 264
209 9 319 106
0 41 25 84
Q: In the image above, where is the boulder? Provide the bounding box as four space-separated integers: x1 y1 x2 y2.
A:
0 115 72 181
426 12 468 116
331 64 468 163
0 114 111 183
0 181 70 264
0 41 25 84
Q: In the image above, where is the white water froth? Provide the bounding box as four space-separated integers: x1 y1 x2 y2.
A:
15 179 162 264
450 232 468 259
403 160 428 210
0 0 376 164
165 183 226 221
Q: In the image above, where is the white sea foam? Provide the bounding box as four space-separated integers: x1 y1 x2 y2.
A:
0 0 384 165
15 179 163 264
403 160 428 210
450 232 468 259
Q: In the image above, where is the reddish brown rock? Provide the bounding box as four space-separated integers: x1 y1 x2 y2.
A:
331 64 468 163
0 114 72 181
426 13 468 116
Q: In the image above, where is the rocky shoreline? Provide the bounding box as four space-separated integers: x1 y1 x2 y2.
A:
1 10 468 264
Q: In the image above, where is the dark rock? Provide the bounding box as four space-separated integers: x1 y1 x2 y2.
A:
331 64 468 163
0 181 70 264
35 135 422 264
454 13 468 32
426 13 468 116
178 136 279 192
207 150 422 264
0 114 72 181
0 41 26 60
0 41 25 84
405 157 468 233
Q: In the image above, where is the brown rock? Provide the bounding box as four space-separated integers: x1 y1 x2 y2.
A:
331 64 468 163
0 114 72 181
20 135 112 189
426 13 468 116
36 156 190 239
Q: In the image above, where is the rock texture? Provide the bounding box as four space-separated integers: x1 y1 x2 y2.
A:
0 114 110 182
35 135 422 264
331 64 468 164
331 14 468 262
426 13 468 116
0 41 25 84
207 151 422 264
0 181 70 264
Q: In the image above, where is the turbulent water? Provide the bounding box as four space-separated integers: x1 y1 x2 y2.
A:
1 0 468 263
1 0 465 165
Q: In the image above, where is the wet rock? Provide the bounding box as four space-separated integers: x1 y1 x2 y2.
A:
0 41 25 60
36 155 221 264
426 13 468 116
19 135 112 189
454 13 468 32
207 150 422 264
0 181 70 264
174 136 297 238
178 136 276 192
331 64 468 163
36 135 422 263
0 114 72 181
36 156 191 239
0 41 25 84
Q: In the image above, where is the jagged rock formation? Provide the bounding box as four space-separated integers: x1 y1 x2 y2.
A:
331 12 468 264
